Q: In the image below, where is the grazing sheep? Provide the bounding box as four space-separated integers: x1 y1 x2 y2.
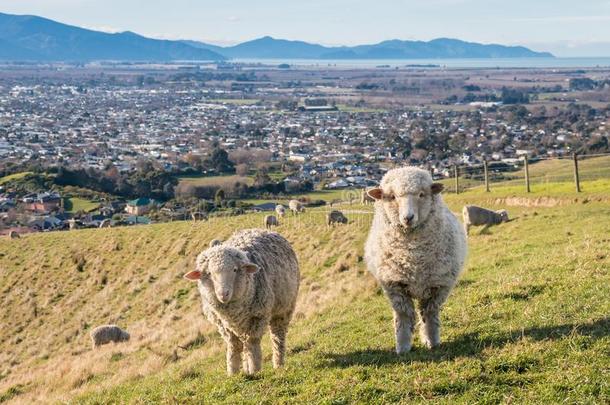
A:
326 210 348 226
361 188 375 205
99 219 112 228
90 325 130 349
364 167 467 354
288 199 305 215
275 204 286 218
264 215 279 229
8 231 20 239
462 205 509 235
191 212 208 221
184 229 300 375
209 239 222 248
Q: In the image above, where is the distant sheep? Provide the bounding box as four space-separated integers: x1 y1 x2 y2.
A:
191 212 208 221
184 229 300 375
288 199 305 215
8 231 20 239
361 188 375 205
462 205 509 235
326 210 348 226
209 239 222 248
275 204 286 218
90 325 130 349
264 215 279 229
365 167 467 354
99 219 112 228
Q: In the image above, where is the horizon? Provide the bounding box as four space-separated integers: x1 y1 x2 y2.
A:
1 1 610 57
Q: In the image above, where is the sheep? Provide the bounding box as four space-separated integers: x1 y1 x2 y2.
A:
275 204 286 218
184 229 300 375
264 215 279 229
326 210 348 226
364 167 467 354
288 199 305 215
8 231 20 239
361 188 375 205
191 212 208 221
209 239 222 248
462 205 509 235
90 325 130 349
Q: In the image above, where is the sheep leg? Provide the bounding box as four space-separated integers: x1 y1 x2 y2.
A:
385 287 416 354
418 287 451 349
269 317 289 368
244 336 263 375
226 334 243 375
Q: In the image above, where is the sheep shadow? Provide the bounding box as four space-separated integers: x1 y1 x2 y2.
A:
319 317 609 369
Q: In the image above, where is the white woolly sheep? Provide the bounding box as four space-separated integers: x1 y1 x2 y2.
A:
209 239 222 248
288 199 305 215
90 325 130 349
275 204 286 218
462 205 509 235
184 229 300 375
364 167 467 354
326 210 348 226
264 215 279 229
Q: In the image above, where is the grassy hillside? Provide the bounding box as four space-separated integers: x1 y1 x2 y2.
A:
0 191 609 403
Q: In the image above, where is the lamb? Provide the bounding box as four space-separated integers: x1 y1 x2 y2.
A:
462 205 509 235
364 167 467 354
90 325 130 349
326 210 348 226
209 239 222 248
8 231 20 239
264 214 279 229
288 199 305 215
361 188 375 205
275 204 286 218
184 229 300 375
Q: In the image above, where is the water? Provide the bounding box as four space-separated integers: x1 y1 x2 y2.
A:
233 57 610 69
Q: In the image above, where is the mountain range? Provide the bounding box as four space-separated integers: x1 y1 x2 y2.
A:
0 12 554 61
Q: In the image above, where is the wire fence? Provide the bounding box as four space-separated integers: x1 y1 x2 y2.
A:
443 152 610 194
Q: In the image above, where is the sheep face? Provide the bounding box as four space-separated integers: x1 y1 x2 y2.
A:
368 168 443 231
496 209 509 222
185 247 259 304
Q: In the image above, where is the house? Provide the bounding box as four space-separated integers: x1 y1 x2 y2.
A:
125 198 154 216
26 192 62 213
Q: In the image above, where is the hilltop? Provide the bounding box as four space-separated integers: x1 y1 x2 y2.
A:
0 182 608 403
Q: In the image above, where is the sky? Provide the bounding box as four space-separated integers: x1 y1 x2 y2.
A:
1 0 610 56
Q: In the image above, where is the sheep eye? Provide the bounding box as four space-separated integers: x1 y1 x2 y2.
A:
419 192 425 198
384 194 395 201
233 268 238 273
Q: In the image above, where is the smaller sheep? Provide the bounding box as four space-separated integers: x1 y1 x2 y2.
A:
99 219 112 228
462 205 509 235
209 239 222 248
275 204 286 218
90 325 130 349
264 215 279 229
191 212 208 221
361 188 375 205
8 231 20 239
288 199 305 215
326 210 348 226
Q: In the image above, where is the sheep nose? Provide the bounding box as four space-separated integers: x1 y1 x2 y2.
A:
404 214 415 224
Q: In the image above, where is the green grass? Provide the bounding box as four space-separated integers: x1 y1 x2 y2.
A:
0 171 33 185
178 174 254 187
1 184 609 404
64 197 100 213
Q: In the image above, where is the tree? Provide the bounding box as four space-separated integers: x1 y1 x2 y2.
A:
207 148 234 173
214 189 225 207
253 168 272 187
235 163 249 176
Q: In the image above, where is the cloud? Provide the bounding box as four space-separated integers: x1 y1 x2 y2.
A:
227 16 240 22
509 15 610 23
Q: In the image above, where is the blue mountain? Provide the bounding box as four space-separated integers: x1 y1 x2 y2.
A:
0 12 225 61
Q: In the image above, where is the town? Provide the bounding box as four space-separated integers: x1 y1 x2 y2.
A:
1 62 609 235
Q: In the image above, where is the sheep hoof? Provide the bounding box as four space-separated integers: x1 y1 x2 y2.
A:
396 344 412 355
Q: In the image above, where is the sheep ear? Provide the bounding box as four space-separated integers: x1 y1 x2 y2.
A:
431 183 444 194
367 188 383 200
184 270 202 281
241 263 259 274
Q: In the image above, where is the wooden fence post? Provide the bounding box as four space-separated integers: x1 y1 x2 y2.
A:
483 160 490 192
524 156 530 193
454 165 459 194
573 153 581 193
